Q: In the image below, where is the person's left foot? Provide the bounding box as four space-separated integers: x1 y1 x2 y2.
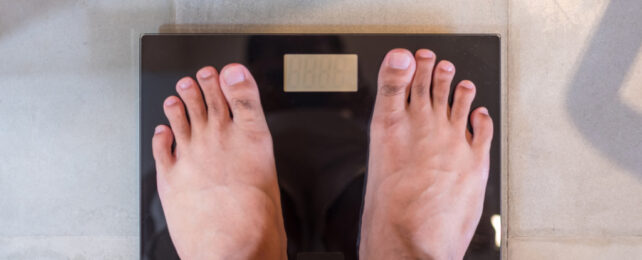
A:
152 64 287 259
360 49 494 259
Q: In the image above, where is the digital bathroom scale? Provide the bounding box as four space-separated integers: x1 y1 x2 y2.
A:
140 34 501 260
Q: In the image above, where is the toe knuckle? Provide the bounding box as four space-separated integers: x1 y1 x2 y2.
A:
373 111 405 129
433 91 449 101
380 81 408 97
436 73 453 83
231 98 255 110
413 82 430 96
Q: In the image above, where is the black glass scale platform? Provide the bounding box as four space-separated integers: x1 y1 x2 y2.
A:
140 34 501 260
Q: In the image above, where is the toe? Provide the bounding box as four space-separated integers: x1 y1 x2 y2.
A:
196 66 230 122
432 60 456 115
373 49 416 121
152 125 175 170
410 49 436 110
163 96 190 142
219 63 267 127
471 107 494 152
450 80 476 129
176 77 207 127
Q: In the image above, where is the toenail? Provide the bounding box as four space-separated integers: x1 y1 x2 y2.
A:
198 69 213 79
479 107 489 115
441 62 454 72
223 66 246 85
388 52 411 70
154 125 165 134
460 82 474 89
417 49 434 59
165 97 178 106
179 79 192 89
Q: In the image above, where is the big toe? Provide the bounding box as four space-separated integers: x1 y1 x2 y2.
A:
373 49 416 123
219 64 268 129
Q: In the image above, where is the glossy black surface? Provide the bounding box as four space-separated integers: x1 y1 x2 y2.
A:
141 34 501 260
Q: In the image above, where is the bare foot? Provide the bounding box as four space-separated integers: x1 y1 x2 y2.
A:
360 49 494 259
152 64 286 259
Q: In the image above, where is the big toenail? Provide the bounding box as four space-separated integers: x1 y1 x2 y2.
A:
223 66 246 85
417 49 434 59
165 98 177 106
154 125 165 134
388 52 411 70
179 79 191 89
441 63 454 72
198 69 213 79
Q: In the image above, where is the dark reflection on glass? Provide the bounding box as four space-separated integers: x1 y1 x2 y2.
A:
247 36 371 260
141 34 500 260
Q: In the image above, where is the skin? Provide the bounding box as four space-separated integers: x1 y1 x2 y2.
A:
152 48 493 260
152 64 287 260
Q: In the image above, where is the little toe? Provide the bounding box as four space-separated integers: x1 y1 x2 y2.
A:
432 60 456 115
196 66 230 123
219 63 267 127
163 96 190 142
373 49 416 121
470 107 494 152
410 49 436 110
176 77 207 127
450 80 476 129
152 124 175 170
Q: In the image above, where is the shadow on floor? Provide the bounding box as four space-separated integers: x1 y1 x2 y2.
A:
566 0 642 177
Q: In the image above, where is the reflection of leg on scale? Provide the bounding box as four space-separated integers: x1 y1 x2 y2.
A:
151 48 494 259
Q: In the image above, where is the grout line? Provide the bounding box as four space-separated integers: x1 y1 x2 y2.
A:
510 235 642 240
0 235 138 239
503 0 510 259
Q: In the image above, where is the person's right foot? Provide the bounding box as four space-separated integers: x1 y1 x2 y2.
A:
152 64 287 259
360 49 494 260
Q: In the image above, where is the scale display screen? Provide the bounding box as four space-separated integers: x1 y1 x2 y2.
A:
284 54 358 92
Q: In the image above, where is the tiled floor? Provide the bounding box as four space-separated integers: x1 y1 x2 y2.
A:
1 0 172 258
1 0 641 258
507 0 642 258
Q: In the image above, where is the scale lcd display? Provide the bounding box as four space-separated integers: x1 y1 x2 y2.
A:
284 54 358 92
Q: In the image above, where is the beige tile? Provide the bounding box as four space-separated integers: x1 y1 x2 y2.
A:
0 0 172 236
172 0 507 33
173 0 508 28
508 0 642 238
0 0 172 76
509 237 642 260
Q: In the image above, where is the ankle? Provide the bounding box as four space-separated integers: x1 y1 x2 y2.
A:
359 216 460 260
